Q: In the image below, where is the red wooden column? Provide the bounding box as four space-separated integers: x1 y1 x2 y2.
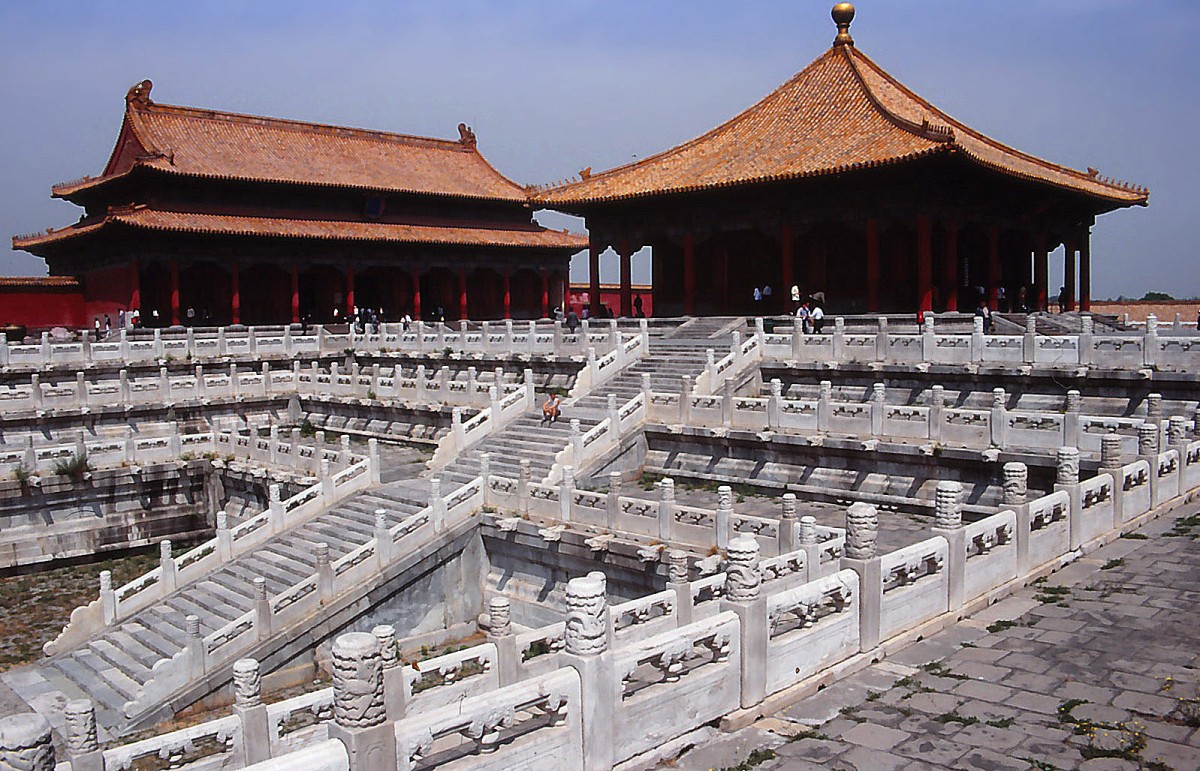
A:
230 264 241 325
458 269 468 320
780 223 794 306
683 233 696 316
129 259 141 313
1063 236 1077 312
916 215 933 314
618 238 632 317
345 266 356 316
502 269 512 319
169 260 181 325
986 224 1001 310
865 218 880 312
588 241 602 317
1078 227 1091 312
943 220 959 312
1034 231 1048 312
539 269 550 318
290 264 300 323
411 272 422 319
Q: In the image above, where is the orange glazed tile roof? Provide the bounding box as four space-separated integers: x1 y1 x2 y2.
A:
54 81 529 202
13 207 588 251
535 43 1148 207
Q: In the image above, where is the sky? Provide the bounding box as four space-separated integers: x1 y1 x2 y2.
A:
1 0 1197 299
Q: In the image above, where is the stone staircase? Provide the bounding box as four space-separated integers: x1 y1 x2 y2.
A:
3 480 429 736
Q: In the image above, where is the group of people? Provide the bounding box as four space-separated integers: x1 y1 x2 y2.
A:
788 286 826 333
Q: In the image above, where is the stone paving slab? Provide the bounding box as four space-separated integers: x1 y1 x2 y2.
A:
660 500 1200 770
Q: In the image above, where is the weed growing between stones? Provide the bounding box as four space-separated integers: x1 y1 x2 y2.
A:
1058 699 1148 762
1120 532 1149 540
1033 585 1072 605
1161 675 1200 727
919 660 969 680
1100 558 1125 570
717 747 776 770
1164 512 1200 538
932 710 978 726
987 619 1019 633
839 705 867 723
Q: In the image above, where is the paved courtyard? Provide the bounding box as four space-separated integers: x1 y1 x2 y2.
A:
658 501 1200 771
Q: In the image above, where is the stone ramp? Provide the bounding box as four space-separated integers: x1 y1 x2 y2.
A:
1 479 431 738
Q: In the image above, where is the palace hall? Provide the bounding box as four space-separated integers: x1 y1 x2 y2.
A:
538 4 1148 319
12 80 585 326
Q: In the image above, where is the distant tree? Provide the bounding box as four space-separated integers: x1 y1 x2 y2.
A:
1140 291 1175 301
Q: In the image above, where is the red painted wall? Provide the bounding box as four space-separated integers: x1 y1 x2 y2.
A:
82 262 137 320
567 284 653 317
0 287 88 329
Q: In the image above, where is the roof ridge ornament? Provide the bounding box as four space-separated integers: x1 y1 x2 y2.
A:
457 123 477 148
125 79 153 106
832 3 855 47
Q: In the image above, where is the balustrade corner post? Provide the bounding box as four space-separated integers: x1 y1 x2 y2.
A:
230 662 266 750
1063 389 1082 448
217 325 228 356
586 345 598 384
778 493 798 554
921 316 935 362
928 385 945 442
720 536 767 708
253 577 272 639
792 314 804 361
715 485 733 550
798 515 819 581
971 315 984 362
817 380 832 433
429 477 446 531
552 318 563 351
1055 447 1084 550
479 453 492 507
1023 315 1037 365
841 502 881 651
990 387 1008 448
159 540 177 593
559 575 615 771
1099 434 1127 528
657 477 676 541
721 377 735 427
516 459 532 514
64 699 102 771
372 625 408 722
75 371 87 410
570 418 584 464
832 316 845 360
229 362 241 399
216 509 233 562
312 542 334 602
451 406 465 450
483 599 520 686
489 384 501 417
932 481 965 612
705 347 717 389
679 375 693 424
99 570 116 625
268 483 285 533
1078 315 1093 366
873 315 889 362
560 466 575 523
870 382 886 436
328 632 395 771
1144 314 1158 368
606 471 621 531
666 550 691 626
374 509 391 568
767 378 783 430
339 435 352 471
0 712 55 770
607 393 620 438
0 337 8 368
366 438 380 484
152 328 163 360
184 614 204 678
118 368 130 404
524 367 535 407
640 316 650 349
1002 461 1032 574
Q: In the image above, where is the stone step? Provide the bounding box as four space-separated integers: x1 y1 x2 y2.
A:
197 574 258 609
254 546 319 579
223 562 296 596
51 658 129 712
108 629 162 666
75 649 143 701
164 594 241 628
87 639 152 683
260 539 325 570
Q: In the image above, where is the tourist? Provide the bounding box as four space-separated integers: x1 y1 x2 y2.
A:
1058 286 1068 313
796 302 811 334
104 315 112 337
186 306 195 326
633 294 643 314
975 298 992 333
541 392 562 423
753 287 762 306
790 284 801 313
811 302 825 333
93 317 101 341
997 286 1008 313
762 284 772 311
117 309 126 330
566 308 579 333
401 313 412 331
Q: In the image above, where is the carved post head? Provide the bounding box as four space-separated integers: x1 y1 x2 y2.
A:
315 542 330 565
1146 314 1158 332
1167 416 1187 445
668 550 689 584
479 452 491 479
819 380 832 399
233 658 263 708
930 385 945 407
799 515 817 546
1146 393 1162 419
660 477 675 503
253 576 267 601
934 481 964 529
99 570 112 593
845 502 879 560
1100 434 1123 468
564 574 608 656
781 493 797 520
873 382 886 401
1002 462 1028 505
1081 315 1093 334
1065 390 1082 413
486 598 512 638
269 484 281 503
518 459 531 483
770 378 782 398
429 476 442 500
160 539 172 562
973 316 983 334
331 632 386 729
63 699 98 756
185 615 200 639
992 388 1006 409
372 625 399 668
0 712 55 770
608 471 621 495
1056 447 1080 486
641 372 651 391
1137 423 1159 456
706 348 716 366
1025 315 1037 334
1194 407 1200 437
451 406 462 425
570 418 581 438
724 536 762 603
607 393 617 411
374 508 387 532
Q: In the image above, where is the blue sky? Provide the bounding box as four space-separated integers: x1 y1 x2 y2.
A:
1 1 1196 298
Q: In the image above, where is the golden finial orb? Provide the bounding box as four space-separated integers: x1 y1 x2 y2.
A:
832 2 855 47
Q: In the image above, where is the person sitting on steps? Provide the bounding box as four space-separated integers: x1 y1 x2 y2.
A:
541 392 562 423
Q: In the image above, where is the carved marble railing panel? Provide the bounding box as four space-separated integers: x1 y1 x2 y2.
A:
1119 459 1152 521
1077 473 1115 545
759 549 808 590
878 536 948 640
611 612 739 765
688 574 726 620
102 713 241 771
777 397 818 432
962 510 1017 602
615 496 658 538
515 623 565 679
1034 335 1079 365
1027 490 1070 568
609 589 677 644
1006 413 1065 450
828 401 871 435
395 668 581 771
1154 449 1180 507
765 570 858 694
882 405 931 439
406 643 499 712
940 408 990 447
